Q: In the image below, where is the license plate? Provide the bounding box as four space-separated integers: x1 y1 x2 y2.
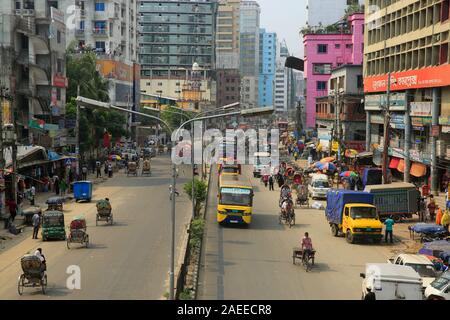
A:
230 220 238 224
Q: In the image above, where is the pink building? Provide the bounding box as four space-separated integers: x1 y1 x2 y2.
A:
303 13 364 128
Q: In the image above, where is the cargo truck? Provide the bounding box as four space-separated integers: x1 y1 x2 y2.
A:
364 182 419 222
325 190 383 244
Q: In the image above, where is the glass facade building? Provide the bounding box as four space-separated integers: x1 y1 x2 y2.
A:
139 0 218 77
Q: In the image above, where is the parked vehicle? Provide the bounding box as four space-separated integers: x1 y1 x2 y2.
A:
361 168 384 188
360 263 423 300
364 182 419 222
73 181 93 202
388 253 440 289
46 196 64 211
325 190 383 244
425 271 450 300
308 174 330 199
18 255 47 295
42 210 65 241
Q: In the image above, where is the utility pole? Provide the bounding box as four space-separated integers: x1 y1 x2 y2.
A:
337 90 342 162
76 85 80 175
382 72 391 184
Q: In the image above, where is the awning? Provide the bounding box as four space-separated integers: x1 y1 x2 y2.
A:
411 162 427 177
397 159 405 173
389 157 400 169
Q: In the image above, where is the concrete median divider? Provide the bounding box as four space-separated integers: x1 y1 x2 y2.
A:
174 164 211 300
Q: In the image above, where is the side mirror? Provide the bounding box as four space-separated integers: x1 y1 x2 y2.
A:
360 273 365 279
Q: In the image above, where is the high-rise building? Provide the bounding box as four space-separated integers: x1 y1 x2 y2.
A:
306 0 363 27
274 41 294 114
258 29 276 107
364 0 450 188
215 69 240 108
60 0 139 116
138 0 217 109
0 0 68 148
216 0 240 70
239 0 259 108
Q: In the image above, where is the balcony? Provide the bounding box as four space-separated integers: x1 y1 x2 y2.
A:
15 9 35 16
16 16 36 35
75 29 85 37
92 28 108 37
316 113 334 121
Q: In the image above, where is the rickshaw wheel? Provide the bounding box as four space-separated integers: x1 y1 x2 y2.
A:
41 275 47 294
18 275 24 295
96 216 99 226
85 235 89 248
110 215 114 225
66 238 71 249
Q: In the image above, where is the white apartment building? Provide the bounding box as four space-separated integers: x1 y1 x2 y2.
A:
0 0 68 148
306 0 363 27
274 41 294 114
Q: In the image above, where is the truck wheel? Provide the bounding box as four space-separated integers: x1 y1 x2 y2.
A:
346 230 355 244
331 224 339 237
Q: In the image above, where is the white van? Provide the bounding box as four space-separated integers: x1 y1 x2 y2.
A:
308 174 330 199
360 263 423 300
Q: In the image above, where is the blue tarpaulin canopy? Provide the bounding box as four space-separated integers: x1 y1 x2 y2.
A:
419 240 450 264
47 151 61 161
409 223 446 234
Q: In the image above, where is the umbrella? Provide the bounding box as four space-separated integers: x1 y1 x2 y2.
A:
340 171 359 178
345 149 359 157
320 156 335 163
109 155 122 161
314 162 336 171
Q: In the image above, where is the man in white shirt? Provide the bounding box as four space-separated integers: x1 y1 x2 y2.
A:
30 186 36 206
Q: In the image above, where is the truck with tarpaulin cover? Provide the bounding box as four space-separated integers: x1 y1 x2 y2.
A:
326 190 383 244
364 182 419 222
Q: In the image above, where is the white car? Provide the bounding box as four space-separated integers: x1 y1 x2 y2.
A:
308 174 330 199
425 271 450 300
388 254 440 289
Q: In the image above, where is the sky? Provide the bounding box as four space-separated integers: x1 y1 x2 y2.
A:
258 0 306 58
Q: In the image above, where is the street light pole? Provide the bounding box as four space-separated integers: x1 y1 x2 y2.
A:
76 85 80 175
382 72 391 184
75 96 242 300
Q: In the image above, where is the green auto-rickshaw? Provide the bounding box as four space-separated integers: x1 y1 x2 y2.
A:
42 211 66 241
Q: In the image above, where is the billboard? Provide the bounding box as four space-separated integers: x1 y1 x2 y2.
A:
96 60 133 82
364 64 450 93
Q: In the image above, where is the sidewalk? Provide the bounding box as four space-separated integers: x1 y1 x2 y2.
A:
0 170 109 242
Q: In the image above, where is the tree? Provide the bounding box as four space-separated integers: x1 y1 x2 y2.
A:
160 106 195 131
184 178 208 217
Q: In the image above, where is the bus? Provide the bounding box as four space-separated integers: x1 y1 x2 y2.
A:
217 175 254 225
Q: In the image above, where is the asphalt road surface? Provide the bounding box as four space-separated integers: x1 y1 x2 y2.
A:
0 156 191 300
198 166 395 300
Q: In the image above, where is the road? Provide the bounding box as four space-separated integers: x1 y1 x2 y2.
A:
0 156 191 299
198 166 397 300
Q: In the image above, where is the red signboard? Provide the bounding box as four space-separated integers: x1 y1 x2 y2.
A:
364 64 450 93
344 141 366 152
53 74 67 88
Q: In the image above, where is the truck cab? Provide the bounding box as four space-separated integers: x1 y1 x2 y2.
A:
326 190 383 244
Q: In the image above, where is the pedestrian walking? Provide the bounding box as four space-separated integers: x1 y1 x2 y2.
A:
104 162 108 175
269 175 274 191
384 216 395 244
60 179 68 197
108 163 113 178
82 165 88 180
32 212 41 239
8 199 17 222
53 176 60 196
262 174 269 188
96 161 102 178
30 185 36 206
436 206 443 225
441 210 449 233
427 195 436 221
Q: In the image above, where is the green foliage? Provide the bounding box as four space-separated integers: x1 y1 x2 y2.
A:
160 106 195 131
184 178 208 216
189 218 205 249
64 46 127 153
179 288 193 300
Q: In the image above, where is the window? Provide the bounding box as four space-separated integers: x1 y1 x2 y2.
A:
57 59 63 73
79 20 85 30
56 88 61 101
95 41 105 51
317 44 327 54
357 75 363 89
57 30 61 43
335 44 340 49
346 44 353 49
317 81 326 90
95 2 105 11
313 63 332 74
